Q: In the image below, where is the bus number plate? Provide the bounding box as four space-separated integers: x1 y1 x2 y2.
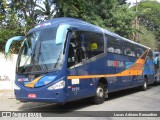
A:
28 94 36 98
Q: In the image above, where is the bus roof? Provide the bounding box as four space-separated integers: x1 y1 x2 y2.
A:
29 17 150 49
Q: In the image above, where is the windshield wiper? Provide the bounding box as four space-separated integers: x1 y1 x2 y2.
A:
19 49 36 73
54 52 62 68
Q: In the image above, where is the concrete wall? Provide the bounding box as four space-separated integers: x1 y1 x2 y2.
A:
0 53 17 90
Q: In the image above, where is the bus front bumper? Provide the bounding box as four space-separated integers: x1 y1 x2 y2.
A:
14 89 67 103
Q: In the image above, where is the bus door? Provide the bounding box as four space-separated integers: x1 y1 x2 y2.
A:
67 31 92 100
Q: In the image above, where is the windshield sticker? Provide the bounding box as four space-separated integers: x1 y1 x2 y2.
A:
35 22 51 28
18 78 29 82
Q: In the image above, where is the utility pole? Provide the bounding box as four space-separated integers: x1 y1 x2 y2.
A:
133 0 139 42
135 0 139 42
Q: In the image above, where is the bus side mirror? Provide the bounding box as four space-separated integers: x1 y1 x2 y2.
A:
5 36 25 54
56 24 70 45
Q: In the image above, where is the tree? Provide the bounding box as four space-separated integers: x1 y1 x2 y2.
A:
0 12 24 53
134 1 160 49
0 0 6 24
9 0 39 32
1 0 151 53
138 25 157 49
54 0 99 21
54 0 136 38
0 0 39 52
0 0 55 52
118 0 127 5
107 5 136 38
35 0 55 20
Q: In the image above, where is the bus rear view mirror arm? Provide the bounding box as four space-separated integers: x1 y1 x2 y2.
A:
5 36 25 54
56 24 70 45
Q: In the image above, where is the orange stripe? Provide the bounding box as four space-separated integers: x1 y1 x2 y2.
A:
25 76 42 88
67 49 149 80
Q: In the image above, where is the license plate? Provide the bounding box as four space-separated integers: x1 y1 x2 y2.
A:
28 94 36 98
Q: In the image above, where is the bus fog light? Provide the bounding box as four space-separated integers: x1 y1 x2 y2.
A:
14 83 21 90
48 80 65 90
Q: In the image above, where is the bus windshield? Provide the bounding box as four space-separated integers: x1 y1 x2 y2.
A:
17 27 65 74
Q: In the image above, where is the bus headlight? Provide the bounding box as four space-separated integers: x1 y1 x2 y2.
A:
48 80 65 90
14 83 21 90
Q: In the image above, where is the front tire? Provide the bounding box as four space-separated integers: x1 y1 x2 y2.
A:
92 83 105 104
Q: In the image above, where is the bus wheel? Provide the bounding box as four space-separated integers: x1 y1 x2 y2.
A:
142 78 148 91
92 83 105 104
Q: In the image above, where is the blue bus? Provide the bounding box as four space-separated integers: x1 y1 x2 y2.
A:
5 18 155 104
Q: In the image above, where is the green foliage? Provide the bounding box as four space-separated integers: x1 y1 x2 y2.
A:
0 12 24 53
54 0 136 38
138 25 157 49
35 0 55 20
0 0 39 52
10 0 38 31
134 1 160 49
137 1 160 30
108 5 136 38
54 0 101 23
0 0 159 53
0 0 7 24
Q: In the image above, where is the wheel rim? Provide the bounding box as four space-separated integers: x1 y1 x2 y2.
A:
96 87 104 98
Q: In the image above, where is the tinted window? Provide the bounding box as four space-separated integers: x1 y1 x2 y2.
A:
106 35 122 54
67 31 84 68
135 46 147 57
67 31 104 68
124 42 136 57
84 32 104 58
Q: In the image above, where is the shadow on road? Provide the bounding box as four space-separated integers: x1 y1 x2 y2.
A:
19 98 93 112
18 84 158 113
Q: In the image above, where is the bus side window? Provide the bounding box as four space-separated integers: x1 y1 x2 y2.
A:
106 35 122 54
136 47 144 57
125 48 131 56
84 32 104 58
124 42 135 57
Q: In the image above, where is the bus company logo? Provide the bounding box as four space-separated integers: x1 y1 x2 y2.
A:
107 60 124 67
28 75 36 81
35 22 51 28
28 75 35 79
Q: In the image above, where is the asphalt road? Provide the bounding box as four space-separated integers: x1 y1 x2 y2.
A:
0 84 160 119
